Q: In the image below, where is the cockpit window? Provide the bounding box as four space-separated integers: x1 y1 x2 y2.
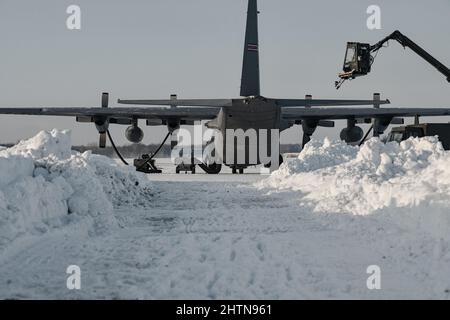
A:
345 47 356 65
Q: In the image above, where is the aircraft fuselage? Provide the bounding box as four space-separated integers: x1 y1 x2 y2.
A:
213 97 283 168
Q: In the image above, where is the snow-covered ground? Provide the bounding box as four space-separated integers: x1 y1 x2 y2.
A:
0 130 449 299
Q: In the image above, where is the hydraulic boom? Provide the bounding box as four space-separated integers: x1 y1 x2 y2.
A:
336 30 450 89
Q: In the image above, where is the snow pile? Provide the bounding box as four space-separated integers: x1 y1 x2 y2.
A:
276 138 359 176
0 130 153 249
6 129 73 159
261 137 450 215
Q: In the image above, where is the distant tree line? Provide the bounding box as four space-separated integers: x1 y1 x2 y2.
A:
73 143 302 159
72 143 173 159
1 142 302 159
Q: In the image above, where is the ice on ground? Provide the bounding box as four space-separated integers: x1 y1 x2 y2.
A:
0 129 153 250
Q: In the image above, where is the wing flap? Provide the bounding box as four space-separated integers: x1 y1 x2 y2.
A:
0 107 220 121
282 107 450 120
276 99 391 107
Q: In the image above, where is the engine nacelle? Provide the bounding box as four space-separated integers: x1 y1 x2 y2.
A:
125 125 144 144
167 120 181 134
340 126 364 144
302 119 319 136
373 118 392 136
95 119 109 134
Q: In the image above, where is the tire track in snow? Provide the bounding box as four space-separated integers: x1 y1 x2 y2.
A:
0 177 445 299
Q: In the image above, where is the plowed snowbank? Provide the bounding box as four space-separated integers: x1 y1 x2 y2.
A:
260 137 450 215
0 130 152 249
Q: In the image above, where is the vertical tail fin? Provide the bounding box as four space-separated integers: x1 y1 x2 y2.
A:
240 0 260 97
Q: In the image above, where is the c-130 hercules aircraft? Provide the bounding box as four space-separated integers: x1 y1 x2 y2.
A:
1 0 450 174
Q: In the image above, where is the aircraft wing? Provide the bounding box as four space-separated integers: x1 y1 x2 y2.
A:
275 99 391 107
118 98 391 108
0 107 220 121
282 107 450 120
117 99 233 107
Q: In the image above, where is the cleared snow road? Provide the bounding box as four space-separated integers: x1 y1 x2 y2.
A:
1 172 446 299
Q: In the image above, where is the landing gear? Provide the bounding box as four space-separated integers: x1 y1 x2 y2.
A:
176 164 196 174
175 144 196 174
264 155 284 169
231 167 245 174
198 163 222 174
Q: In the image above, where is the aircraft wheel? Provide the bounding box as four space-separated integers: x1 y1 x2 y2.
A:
264 155 284 168
198 163 222 174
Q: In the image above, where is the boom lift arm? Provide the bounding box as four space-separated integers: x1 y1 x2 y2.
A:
336 30 450 89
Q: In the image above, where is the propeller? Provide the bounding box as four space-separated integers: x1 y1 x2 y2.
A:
97 92 109 148
301 119 319 149
102 92 109 108
299 95 335 149
75 92 111 149
358 94 404 145
302 132 311 149
300 119 335 148
99 132 107 149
